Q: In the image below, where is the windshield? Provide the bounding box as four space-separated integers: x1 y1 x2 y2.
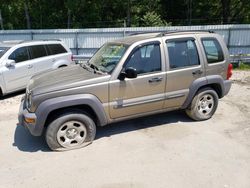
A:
0 47 10 58
88 43 128 74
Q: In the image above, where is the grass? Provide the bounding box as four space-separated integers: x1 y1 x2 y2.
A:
234 62 250 70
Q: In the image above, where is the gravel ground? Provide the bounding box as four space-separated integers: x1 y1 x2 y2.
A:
0 70 250 188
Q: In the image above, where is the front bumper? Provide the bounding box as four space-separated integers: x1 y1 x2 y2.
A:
18 99 40 136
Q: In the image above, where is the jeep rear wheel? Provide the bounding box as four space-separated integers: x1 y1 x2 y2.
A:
185 88 218 121
46 110 96 151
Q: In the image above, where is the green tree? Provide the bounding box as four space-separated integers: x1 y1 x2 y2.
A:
141 11 170 26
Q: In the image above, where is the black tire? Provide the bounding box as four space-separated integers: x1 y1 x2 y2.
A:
45 109 96 151
185 87 219 121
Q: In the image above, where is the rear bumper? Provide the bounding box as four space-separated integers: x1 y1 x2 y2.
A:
18 100 41 136
223 80 232 96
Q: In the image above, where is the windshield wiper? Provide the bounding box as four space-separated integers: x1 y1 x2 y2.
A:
81 63 93 72
89 63 107 75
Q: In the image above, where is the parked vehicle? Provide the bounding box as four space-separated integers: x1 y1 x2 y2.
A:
0 40 73 96
18 31 232 151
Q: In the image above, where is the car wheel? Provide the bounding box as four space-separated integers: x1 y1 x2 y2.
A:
45 110 96 151
185 87 218 121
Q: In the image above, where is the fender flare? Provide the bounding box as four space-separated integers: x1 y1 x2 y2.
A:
33 94 108 136
181 75 226 109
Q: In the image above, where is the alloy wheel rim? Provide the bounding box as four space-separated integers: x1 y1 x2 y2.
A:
56 121 87 148
197 94 214 116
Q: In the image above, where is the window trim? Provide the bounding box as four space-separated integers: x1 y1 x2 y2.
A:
122 41 162 76
201 37 224 64
165 38 200 70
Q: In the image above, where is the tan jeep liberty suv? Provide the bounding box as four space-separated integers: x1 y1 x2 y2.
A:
18 31 233 151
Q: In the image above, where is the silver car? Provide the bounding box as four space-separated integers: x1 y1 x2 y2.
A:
0 40 73 96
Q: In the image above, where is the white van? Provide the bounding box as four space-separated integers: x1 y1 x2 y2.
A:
0 40 73 96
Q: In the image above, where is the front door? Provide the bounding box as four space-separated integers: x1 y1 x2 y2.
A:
109 42 166 119
2 47 33 92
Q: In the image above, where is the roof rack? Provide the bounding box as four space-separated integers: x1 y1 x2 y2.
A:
129 30 214 37
158 30 214 36
19 39 61 44
129 31 161 36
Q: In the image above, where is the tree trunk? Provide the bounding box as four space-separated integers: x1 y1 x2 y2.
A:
221 0 231 24
126 0 131 27
0 10 4 30
67 9 71 29
24 0 31 29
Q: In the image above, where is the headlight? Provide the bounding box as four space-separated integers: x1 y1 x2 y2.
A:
25 90 32 110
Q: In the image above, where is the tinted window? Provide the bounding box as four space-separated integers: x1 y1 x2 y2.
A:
125 43 161 74
29 45 47 59
47 44 67 55
0 47 10 58
9 47 29 63
167 39 200 69
202 38 224 64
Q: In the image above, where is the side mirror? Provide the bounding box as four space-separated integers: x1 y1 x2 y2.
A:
118 67 137 81
5 60 16 68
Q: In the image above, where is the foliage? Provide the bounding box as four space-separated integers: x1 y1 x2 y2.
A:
141 11 170 27
235 62 250 70
0 0 249 29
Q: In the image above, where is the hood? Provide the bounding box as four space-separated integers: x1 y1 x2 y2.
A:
28 65 109 95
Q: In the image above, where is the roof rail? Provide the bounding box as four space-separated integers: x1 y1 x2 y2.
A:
129 30 214 37
19 39 61 44
158 30 214 36
129 31 162 36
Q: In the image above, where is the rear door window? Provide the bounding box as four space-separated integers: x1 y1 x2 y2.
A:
9 47 30 63
166 39 200 69
47 44 67 55
201 38 224 64
29 45 47 59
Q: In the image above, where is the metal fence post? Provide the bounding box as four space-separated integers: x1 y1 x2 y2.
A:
30 31 33 40
227 27 231 49
75 31 79 55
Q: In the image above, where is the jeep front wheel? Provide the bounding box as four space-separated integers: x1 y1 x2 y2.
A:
45 110 96 151
185 88 218 121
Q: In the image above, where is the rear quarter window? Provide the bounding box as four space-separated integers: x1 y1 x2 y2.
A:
47 44 67 55
201 38 224 64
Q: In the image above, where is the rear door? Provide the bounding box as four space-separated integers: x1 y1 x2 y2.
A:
28 45 53 74
163 36 205 108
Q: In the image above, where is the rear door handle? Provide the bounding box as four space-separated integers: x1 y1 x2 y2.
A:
27 64 33 69
192 70 203 75
148 77 163 83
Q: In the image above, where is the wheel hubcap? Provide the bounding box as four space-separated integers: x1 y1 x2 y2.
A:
197 94 214 116
56 121 87 148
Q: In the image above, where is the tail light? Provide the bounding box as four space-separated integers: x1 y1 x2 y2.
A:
227 63 233 80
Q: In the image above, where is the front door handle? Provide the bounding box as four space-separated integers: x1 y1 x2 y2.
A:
27 64 33 69
192 70 203 75
148 77 163 83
